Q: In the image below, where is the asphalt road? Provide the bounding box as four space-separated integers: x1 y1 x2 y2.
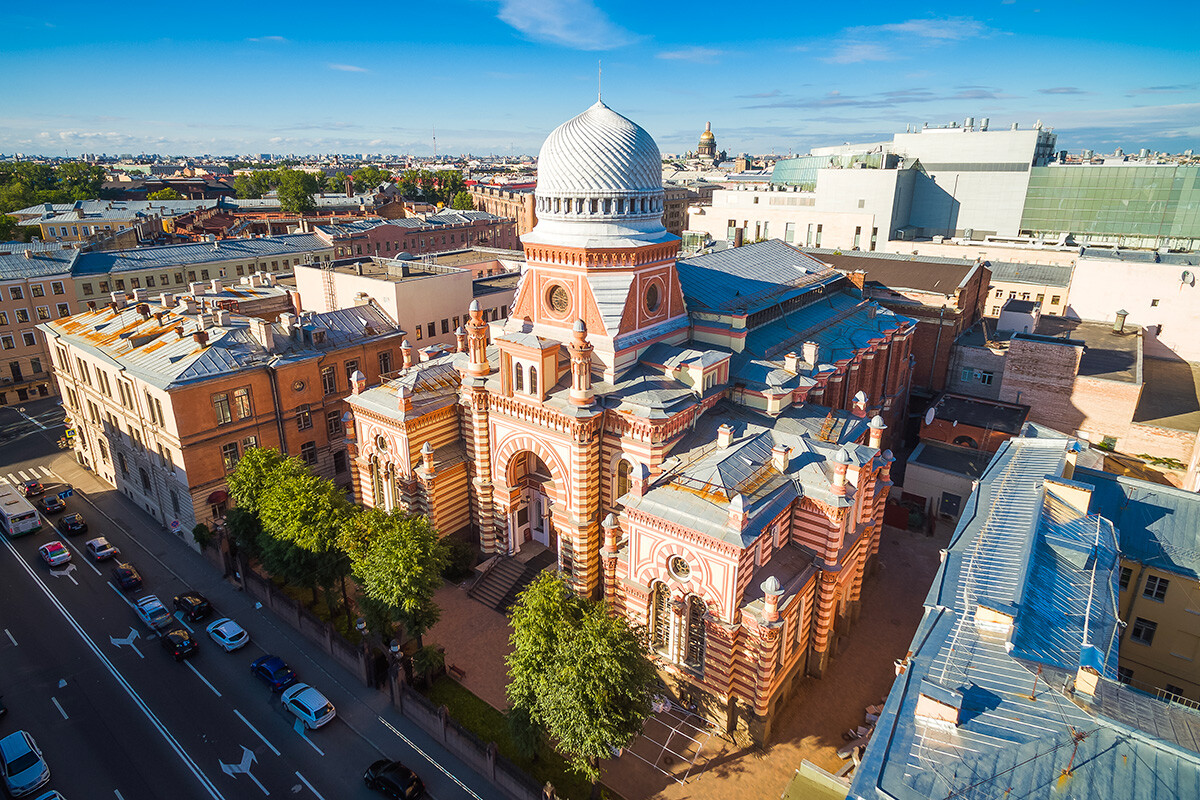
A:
0 400 508 800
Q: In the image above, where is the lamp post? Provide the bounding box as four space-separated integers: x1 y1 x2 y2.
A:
356 617 370 687
388 639 402 706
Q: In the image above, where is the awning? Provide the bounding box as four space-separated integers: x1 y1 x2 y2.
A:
207 489 228 504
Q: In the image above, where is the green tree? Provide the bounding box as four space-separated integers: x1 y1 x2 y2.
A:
325 171 349 194
226 447 289 518
233 173 262 199
55 162 105 201
506 572 656 783
258 466 353 553
450 191 474 211
274 168 319 214
148 188 183 201
341 507 447 648
351 166 391 193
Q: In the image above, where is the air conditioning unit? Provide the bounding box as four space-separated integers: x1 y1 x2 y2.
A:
972 370 982 381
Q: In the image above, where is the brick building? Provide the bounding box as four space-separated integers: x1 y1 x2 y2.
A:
41 292 403 538
467 184 537 238
309 210 518 259
343 102 917 741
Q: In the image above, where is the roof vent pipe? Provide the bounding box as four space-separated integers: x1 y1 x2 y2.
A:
1113 309 1129 334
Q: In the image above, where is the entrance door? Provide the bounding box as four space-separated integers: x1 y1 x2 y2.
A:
531 493 549 546
9 362 22 382
516 505 530 543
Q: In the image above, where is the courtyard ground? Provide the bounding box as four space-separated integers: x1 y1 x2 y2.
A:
425 522 950 800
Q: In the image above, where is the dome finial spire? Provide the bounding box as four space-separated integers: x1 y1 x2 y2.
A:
597 59 602 102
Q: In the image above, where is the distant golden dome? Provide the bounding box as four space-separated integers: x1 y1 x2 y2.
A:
699 130 715 141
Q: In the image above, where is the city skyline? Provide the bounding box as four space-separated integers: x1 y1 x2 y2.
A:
2 0 1197 158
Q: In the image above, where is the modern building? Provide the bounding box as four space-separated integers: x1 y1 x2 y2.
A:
344 101 918 741
41 293 403 538
850 432 1200 800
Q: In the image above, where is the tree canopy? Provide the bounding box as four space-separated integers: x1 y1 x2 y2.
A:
507 572 657 781
231 167 320 212
450 191 474 210
147 187 183 201
394 169 467 206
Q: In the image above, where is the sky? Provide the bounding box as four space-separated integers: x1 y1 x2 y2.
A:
2 0 1197 158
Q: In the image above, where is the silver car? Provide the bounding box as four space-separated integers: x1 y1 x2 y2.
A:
205 617 249 652
0 731 49 797
281 683 336 729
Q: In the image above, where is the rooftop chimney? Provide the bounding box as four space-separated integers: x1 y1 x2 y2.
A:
771 444 791 473
1113 309 1129 334
783 352 800 373
801 340 819 365
110 291 128 309
135 303 151 319
192 330 209 346
717 423 734 448
248 317 274 351
214 309 230 327
159 292 174 309
210 278 223 294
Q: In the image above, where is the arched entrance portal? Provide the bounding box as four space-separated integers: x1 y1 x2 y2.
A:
508 451 557 553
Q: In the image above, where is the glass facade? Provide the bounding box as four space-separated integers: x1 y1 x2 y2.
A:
771 152 885 190
1020 165 1200 249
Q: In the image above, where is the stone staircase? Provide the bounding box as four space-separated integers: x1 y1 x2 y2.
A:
468 549 558 613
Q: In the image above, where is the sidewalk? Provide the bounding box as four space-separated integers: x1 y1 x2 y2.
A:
49 451 510 800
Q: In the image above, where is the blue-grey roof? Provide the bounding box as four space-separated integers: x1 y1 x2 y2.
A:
1078 467 1200 580
0 248 78 280
743 293 914 363
71 233 330 276
851 436 1200 800
12 199 218 221
989 259 1075 288
1081 247 1200 267
677 240 843 313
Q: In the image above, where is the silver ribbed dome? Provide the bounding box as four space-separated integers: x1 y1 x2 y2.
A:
537 101 662 196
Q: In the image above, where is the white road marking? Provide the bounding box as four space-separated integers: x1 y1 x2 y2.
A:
39 466 52 476
219 746 268 795
17 470 29 480
16 409 48 430
58 538 101 575
379 716 484 800
233 709 280 756
294 771 326 800
5 474 18 485
172 612 194 632
107 582 137 608
51 696 69 720
0 535 226 799
109 627 144 659
0 476 7 485
4 629 15 646
292 719 325 756
49 563 79 585
115 792 125 799
185 661 222 697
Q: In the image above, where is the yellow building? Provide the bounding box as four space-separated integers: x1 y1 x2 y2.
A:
983 259 1074 317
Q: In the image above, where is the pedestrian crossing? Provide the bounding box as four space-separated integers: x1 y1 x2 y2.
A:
0 465 55 486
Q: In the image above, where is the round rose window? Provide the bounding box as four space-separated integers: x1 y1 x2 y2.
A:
547 285 570 314
645 284 660 313
669 556 690 580
375 435 388 452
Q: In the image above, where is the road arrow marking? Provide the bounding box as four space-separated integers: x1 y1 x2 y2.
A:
49 563 78 585
292 719 324 756
219 745 268 795
109 627 143 659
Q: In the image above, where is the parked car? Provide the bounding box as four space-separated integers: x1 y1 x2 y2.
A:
112 562 143 591
206 618 249 652
281 683 336 729
134 595 172 630
36 496 65 515
37 542 71 567
84 537 119 562
56 513 87 536
0 730 50 797
364 759 426 799
250 655 297 692
21 481 43 498
30 792 67 800
161 627 197 661
173 591 212 622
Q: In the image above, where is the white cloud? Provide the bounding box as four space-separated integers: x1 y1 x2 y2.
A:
872 17 989 41
822 41 894 64
657 47 723 63
328 63 369 73
246 35 287 43
821 17 994 64
493 0 639 51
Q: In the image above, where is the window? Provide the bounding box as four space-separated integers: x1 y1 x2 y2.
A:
145 276 155 288
81 283 93 296
514 363 524 392
378 350 392 374
1117 666 1133 684
427 322 435 338
221 442 239 471
117 452 128 476
130 278 140 289
158 443 172 468
8 287 22 300
30 284 44 298
685 596 706 672
854 226 862 248
1144 575 1169 601
0 312 6 325
160 274 169 286
99 438 110 463
325 409 343 437
414 325 423 341
232 387 252 419
651 583 670 653
344 360 359 386
1130 617 1157 645
0 336 13 350
1119 566 1132 589
200 270 210 280
187 271 197 282
529 366 537 393
212 392 232 425
57 303 70 318
296 404 312 430
333 450 348 473
97 370 111 397
441 319 450 335
114 280 125 291
979 371 994 386
174 273 183 285
140 468 151 494
1166 684 1185 697
1036 293 1044 302
15 309 28 323
300 441 318 466
320 365 337 395
30 358 41 374
1150 299 1160 307
99 281 109 293
22 332 36 347
1050 295 1061 305
170 490 180 517
243 435 257 451
615 459 631 503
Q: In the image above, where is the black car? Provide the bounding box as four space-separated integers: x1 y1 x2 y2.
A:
112 562 143 591
364 760 425 798
250 655 297 692
22 480 44 498
57 513 88 535
37 495 65 515
161 627 197 661
173 591 212 622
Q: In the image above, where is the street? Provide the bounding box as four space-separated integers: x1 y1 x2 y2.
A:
0 398 507 800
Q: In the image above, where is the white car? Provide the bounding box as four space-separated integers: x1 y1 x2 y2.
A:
205 617 249 651
281 683 336 729
84 537 119 561
37 542 71 567
134 595 172 630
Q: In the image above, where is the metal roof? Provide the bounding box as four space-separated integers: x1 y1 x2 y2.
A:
0 248 78 280
851 436 1200 800
801 248 980 296
990 259 1075 288
71 233 330 276
743 293 914 364
677 240 842 313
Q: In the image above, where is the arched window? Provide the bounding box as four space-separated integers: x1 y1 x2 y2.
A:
139 468 151 494
529 366 537 395
514 363 524 392
685 596 706 672
370 456 384 507
170 490 180 517
651 582 670 654
615 459 631 504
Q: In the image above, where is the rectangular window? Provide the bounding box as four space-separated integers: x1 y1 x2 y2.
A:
1051 295 1061 304
9 287 23 300
30 358 41 374
1036 293 1044 302
784 222 795 243
441 319 450 335
1119 566 1132 589
200 269 210 280
243 435 258 451
35 306 50 321
854 226 861 248
1130 617 1157 645
57 303 70 317
1150 298 1160 307
175 273 184 284
15 309 28 323
1116 666 1133 684
130 278 140 289
221 442 239 471
99 281 108 293
232 387 252 419
332 449 348 473
160 274 169 286
22 332 35 347
188 271 197 282
145 276 155 288
321 365 336 395
212 392 232 425
30 284 44 298
115 279 125 291
99 438 110 463
414 325 423 341
1 336 14 350
427 322 435 338
378 350 392 374
344 360 359 385
296 404 312 430
82 283 94 296
0 312 7 325
326 409 343 437
300 441 317 466
979 371 994 386
1165 683 1185 697
995 288 1004 297
1144 575 1169 601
